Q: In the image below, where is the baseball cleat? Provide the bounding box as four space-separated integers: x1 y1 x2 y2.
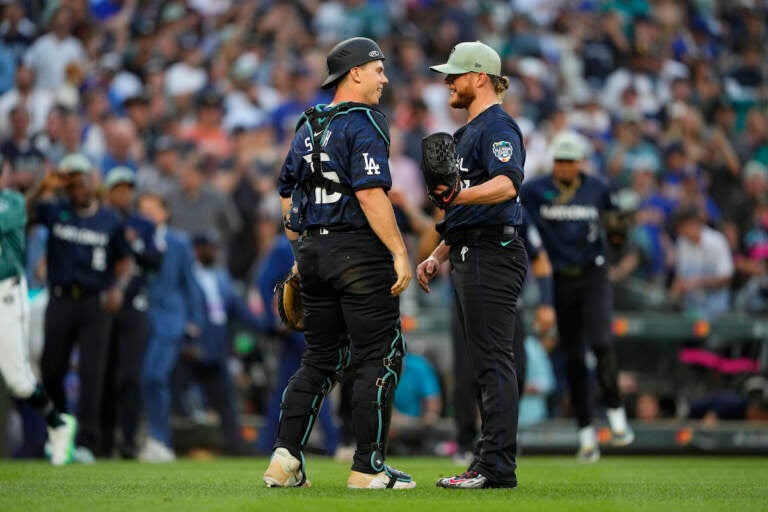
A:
611 427 636 447
264 448 310 487
48 413 77 466
436 469 517 489
347 465 416 489
577 445 600 463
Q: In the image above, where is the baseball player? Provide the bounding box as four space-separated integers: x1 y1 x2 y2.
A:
417 41 527 489
100 167 163 459
264 37 414 489
27 153 132 460
452 207 556 464
521 131 634 462
0 162 76 465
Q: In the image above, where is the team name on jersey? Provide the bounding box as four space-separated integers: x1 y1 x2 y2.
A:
52 223 109 246
540 204 599 221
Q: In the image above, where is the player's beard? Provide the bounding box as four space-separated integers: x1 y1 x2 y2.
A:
449 85 475 110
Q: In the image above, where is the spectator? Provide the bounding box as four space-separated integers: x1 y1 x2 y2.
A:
177 231 265 456
165 154 242 255
0 105 47 193
518 334 556 428
669 207 734 318
136 192 205 463
23 6 86 93
390 352 443 455
181 92 232 162
0 66 53 139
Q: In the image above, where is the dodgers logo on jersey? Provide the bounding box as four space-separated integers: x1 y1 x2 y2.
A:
492 141 513 163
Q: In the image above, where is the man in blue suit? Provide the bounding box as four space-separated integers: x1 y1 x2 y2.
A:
175 231 266 455
136 192 205 462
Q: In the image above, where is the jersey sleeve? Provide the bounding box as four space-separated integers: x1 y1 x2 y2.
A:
278 126 309 198
480 118 525 189
347 111 392 191
522 208 544 259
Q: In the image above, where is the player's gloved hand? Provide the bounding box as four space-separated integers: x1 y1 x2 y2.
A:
416 256 441 293
421 132 461 209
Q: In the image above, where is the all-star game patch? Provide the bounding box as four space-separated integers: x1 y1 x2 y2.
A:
492 141 513 162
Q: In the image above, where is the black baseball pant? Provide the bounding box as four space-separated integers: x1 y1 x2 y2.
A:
452 302 526 455
553 262 622 429
42 289 113 453
275 228 404 474
100 301 149 457
448 231 527 487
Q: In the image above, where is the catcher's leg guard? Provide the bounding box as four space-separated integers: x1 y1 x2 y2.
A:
351 330 405 474
275 365 336 459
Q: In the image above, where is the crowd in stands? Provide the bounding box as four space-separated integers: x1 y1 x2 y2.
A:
1 0 767 458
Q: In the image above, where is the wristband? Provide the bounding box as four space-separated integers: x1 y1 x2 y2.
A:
536 274 554 306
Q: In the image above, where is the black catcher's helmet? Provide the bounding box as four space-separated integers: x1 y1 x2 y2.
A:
321 37 385 90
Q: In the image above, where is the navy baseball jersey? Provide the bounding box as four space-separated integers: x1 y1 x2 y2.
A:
278 103 391 230
121 211 163 301
521 172 616 271
443 104 525 234
36 200 130 291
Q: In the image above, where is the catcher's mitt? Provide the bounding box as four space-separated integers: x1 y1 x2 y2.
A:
275 270 304 331
421 132 461 208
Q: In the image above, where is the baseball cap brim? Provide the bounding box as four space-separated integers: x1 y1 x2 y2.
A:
429 63 472 75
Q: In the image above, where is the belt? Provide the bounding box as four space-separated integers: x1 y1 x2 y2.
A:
301 225 372 237
51 284 100 299
445 225 519 245
555 260 600 278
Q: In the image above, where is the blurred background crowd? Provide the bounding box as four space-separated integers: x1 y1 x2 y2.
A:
1 0 767 461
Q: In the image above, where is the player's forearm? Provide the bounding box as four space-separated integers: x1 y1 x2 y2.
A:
357 187 407 257
428 240 450 263
279 196 298 239
453 175 517 205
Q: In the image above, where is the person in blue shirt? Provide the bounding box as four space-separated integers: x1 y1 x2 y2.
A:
264 37 413 490
417 41 527 490
100 167 163 459
521 131 634 463
136 191 205 463
390 353 442 454
27 153 132 460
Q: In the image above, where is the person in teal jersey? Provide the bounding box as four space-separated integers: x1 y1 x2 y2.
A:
0 162 77 465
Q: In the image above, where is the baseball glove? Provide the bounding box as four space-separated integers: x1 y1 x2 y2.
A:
275 270 304 331
421 132 461 208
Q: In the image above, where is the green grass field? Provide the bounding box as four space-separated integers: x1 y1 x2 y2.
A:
1 456 766 511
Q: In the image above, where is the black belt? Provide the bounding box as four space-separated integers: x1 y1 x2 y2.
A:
51 284 100 299
301 225 372 237
445 225 519 245
555 260 599 278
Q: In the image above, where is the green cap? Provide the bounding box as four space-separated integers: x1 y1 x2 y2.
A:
430 41 501 76
105 166 136 189
551 131 586 161
58 153 93 175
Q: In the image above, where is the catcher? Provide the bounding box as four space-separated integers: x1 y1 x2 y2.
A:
264 37 414 490
416 41 527 490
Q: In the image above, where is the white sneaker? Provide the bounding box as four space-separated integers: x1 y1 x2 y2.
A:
577 444 600 463
264 447 310 487
73 446 96 464
47 414 77 466
347 466 416 489
139 438 176 463
611 426 636 447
